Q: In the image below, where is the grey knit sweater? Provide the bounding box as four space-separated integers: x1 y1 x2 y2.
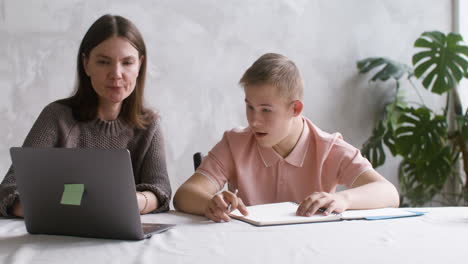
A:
0 101 171 216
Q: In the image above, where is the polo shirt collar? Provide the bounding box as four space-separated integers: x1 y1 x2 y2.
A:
257 118 310 168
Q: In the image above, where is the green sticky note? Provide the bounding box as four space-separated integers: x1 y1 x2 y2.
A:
60 184 85 206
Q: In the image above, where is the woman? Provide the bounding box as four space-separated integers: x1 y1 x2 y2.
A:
0 14 171 217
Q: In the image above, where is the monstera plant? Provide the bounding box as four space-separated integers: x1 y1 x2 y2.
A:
357 31 468 206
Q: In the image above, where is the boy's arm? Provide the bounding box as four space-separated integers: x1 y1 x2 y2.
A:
339 169 400 209
174 173 248 222
297 169 399 216
173 173 219 216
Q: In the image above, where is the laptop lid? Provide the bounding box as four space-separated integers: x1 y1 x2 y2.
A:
10 147 171 240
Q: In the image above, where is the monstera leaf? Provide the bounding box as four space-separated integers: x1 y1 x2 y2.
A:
361 99 407 166
357 31 468 206
357 57 412 81
413 31 468 94
399 146 452 206
456 113 468 141
385 100 406 128
394 107 448 162
362 120 386 167
361 100 406 167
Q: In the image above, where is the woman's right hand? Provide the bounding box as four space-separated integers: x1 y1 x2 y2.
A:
11 201 23 218
204 190 248 222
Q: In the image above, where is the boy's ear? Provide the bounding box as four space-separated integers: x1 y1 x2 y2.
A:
292 100 303 116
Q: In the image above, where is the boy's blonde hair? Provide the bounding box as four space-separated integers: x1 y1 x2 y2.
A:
239 53 304 101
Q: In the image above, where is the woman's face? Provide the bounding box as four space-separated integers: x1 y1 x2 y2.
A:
83 36 143 106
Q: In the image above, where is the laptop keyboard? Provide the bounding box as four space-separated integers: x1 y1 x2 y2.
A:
142 223 164 234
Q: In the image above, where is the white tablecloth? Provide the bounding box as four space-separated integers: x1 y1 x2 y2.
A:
1 207 467 264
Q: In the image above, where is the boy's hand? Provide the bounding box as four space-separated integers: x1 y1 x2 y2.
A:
204 190 248 222
296 192 349 217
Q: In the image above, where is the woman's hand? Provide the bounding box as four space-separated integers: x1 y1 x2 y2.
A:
296 192 349 217
11 200 23 218
136 191 158 214
204 190 248 222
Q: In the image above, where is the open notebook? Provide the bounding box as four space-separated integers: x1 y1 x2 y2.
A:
229 202 425 226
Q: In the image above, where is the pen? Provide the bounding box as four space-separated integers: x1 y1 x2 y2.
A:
318 207 338 215
226 189 238 212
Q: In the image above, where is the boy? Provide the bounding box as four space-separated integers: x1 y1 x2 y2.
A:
174 53 399 222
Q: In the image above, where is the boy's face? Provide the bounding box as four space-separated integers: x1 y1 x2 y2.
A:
244 83 296 148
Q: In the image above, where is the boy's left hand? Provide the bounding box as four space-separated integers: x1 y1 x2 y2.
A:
296 192 349 217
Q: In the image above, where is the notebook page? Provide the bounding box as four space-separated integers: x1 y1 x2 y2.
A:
341 208 422 219
230 202 339 224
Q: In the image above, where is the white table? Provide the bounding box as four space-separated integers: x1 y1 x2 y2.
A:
1 207 467 264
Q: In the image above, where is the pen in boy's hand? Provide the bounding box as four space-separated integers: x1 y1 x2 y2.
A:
226 189 239 212
318 207 338 215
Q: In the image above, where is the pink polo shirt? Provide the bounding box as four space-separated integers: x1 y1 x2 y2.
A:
196 117 373 206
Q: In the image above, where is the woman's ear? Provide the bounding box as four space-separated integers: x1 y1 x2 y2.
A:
139 55 144 68
292 100 303 116
82 53 90 76
137 55 144 77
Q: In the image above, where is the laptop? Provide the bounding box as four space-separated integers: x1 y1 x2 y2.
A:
10 147 174 240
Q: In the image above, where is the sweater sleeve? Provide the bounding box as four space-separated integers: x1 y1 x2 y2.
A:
135 119 171 213
0 103 62 217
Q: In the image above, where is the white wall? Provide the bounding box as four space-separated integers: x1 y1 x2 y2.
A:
0 0 452 206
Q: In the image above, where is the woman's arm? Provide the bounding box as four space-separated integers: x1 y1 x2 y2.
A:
0 167 21 217
0 103 63 217
136 191 158 214
135 119 171 214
